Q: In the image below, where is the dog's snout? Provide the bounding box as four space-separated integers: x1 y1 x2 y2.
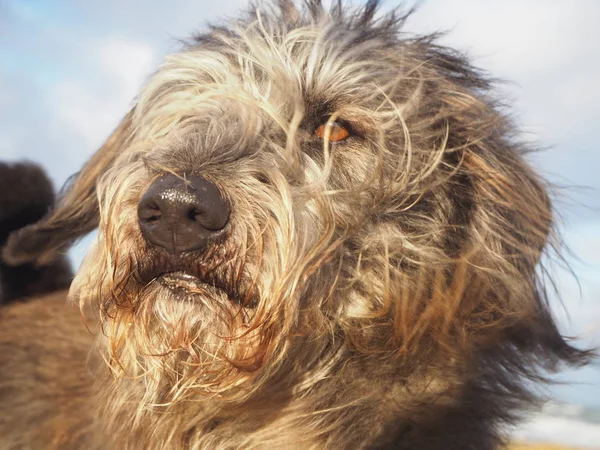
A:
137 174 230 254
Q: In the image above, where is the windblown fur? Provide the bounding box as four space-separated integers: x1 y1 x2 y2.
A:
0 1 590 449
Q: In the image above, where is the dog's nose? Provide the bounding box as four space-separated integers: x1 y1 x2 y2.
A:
137 174 230 254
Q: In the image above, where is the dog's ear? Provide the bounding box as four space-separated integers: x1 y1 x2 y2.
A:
455 144 589 365
2 110 135 266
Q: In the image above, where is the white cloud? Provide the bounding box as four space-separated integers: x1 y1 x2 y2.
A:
513 414 600 447
95 36 157 98
553 70 600 134
45 80 116 149
0 133 16 159
408 0 600 141
409 0 596 73
44 36 157 151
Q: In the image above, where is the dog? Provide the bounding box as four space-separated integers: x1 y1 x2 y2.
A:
0 1 590 448
0 162 72 304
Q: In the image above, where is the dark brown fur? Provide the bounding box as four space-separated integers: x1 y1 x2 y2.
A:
0 163 72 304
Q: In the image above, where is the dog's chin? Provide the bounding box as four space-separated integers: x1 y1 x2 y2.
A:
153 271 257 312
158 271 228 300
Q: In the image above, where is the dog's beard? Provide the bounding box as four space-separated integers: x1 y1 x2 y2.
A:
116 283 272 404
72 240 276 404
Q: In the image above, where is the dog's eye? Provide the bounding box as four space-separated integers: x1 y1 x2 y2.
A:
315 120 351 142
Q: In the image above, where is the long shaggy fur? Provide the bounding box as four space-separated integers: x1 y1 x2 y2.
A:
0 1 591 449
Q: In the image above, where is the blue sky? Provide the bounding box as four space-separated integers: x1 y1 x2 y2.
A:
1 0 599 409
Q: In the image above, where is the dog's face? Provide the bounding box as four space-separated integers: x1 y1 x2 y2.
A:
5 1 578 409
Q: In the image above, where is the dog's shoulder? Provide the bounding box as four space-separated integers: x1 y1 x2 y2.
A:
0 289 100 449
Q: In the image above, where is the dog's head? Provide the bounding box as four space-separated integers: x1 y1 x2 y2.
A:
4 0 587 407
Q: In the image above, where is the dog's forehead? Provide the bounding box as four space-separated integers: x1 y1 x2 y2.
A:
205 16 398 85
136 10 403 128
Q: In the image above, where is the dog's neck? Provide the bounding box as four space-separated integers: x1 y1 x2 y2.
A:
91 335 429 449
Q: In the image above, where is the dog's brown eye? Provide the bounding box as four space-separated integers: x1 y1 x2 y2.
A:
315 121 351 142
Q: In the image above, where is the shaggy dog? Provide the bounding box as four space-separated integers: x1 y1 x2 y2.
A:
0 1 590 448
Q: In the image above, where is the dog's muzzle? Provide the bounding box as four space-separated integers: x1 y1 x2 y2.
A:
137 173 230 254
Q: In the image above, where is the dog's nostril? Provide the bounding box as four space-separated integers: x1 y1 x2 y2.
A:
138 203 162 223
142 214 161 223
188 207 229 231
188 208 204 222
137 174 230 254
